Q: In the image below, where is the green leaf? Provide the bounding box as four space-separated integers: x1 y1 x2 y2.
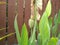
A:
58 33 60 39
48 17 52 28
37 33 42 45
14 15 21 45
52 25 58 37
54 14 58 25
45 0 51 17
29 35 36 45
39 0 51 45
48 37 58 45
21 23 28 45
52 14 58 37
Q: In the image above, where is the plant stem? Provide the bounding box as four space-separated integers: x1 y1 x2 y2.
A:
31 28 32 35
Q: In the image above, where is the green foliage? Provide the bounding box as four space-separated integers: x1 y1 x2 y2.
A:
14 15 21 45
29 0 38 45
37 33 42 45
48 17 52 28
57 10 60 23
21 23 28 45
58 33 60 39
29 21 36 45
52 14 58 37
14 0 60 45
39 0 51 45
48 37 58 45
52 25 58 37
54 14 58 25
52 10 60 37
14 15 28 45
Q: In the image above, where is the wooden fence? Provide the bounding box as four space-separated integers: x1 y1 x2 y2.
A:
0 0 60 45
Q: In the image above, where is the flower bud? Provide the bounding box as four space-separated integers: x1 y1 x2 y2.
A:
28 19 34 28
36 12 40 21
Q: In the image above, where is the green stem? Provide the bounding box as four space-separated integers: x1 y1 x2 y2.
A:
31 28 32 35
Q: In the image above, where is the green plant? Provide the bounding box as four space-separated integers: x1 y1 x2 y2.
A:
48 37 58 45
14 15 28 45
14 14 36 45
14 15 21 45
52 10 60 37
48 17 52 28
52 14 58 37
58 33 60 39
39 0 51 45
21 23 28 45
14 0 59 45
37 33 42 45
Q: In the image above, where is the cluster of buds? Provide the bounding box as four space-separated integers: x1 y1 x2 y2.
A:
28 0 41 28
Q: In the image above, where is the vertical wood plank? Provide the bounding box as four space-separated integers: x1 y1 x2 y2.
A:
18 0 23 33
0 0 6 45
59 0 60 9
8 0 16 45
25 0 31 37
43 0 48 13
51 0 56 17
55 0 59 13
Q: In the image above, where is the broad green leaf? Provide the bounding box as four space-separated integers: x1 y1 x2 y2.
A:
39 0 51 45
45 0 51 17
48 37 58 45
21 23 28 45
48 17 52 28
14 15 21 45
37 33 42 45
0 33 15 41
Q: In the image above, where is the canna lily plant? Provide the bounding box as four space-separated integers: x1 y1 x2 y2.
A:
52 10 60 37
39 0 51 45
14 0 59 45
